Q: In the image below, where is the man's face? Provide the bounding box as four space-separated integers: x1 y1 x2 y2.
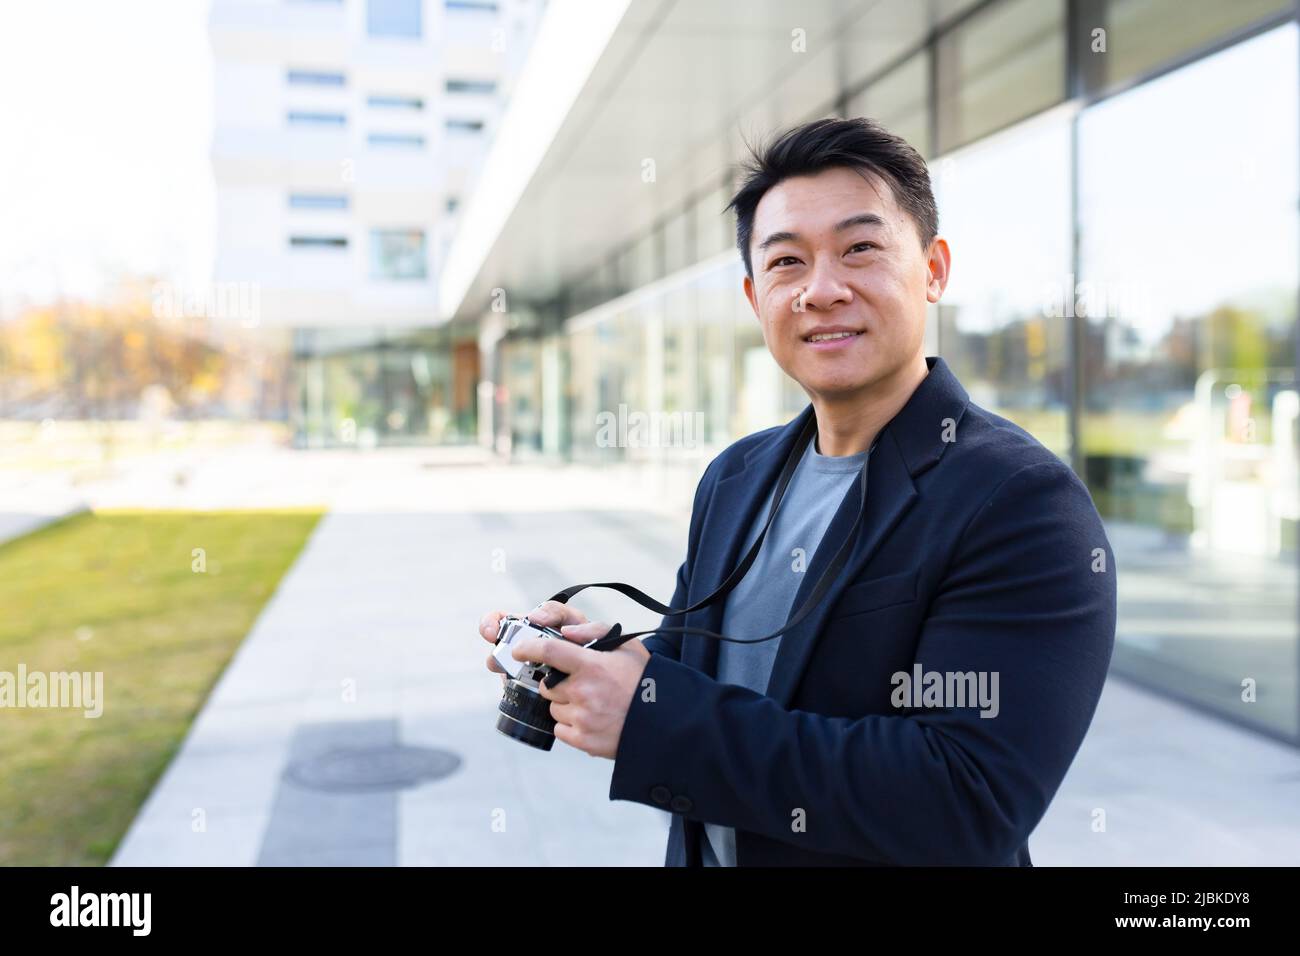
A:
743 166 949 402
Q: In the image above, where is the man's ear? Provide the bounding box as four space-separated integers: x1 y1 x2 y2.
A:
743 273 761 320
926 237 951 304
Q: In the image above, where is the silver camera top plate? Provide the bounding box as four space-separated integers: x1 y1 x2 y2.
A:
493 615 564 680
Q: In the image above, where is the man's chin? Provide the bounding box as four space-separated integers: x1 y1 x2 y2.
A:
790 352 923 401
796 376 880 401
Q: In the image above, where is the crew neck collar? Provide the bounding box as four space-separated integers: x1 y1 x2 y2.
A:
807 435 870 473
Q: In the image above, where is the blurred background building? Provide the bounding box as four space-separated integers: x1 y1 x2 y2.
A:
209 0 545 447
436 0 1300 745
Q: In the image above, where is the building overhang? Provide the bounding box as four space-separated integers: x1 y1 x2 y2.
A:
439 0 973 322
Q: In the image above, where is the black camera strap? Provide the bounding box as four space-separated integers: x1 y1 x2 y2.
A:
545 413 874 660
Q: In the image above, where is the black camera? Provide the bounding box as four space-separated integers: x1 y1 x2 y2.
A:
492 615 569 750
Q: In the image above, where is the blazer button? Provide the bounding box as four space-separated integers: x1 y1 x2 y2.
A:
670 795 693 814
650 785 672 806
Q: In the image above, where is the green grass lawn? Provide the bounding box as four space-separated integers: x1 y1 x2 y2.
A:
0 508 322 866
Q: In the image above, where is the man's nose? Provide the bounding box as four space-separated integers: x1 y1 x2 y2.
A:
796 261 852 312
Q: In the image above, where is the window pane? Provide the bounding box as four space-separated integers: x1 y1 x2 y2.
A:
286 69 345 86
1078 24 1299 739
565 258 747 464
936 0 1065 152
287 111 346 127
622 230 659 289
663 206 690 277
368 132 424 148
368 94 424 110
932 111 1073 461
840 0 930 93
445 78 497 95
294 325 474 446
1077 0 1291 93
370 229 428 279
847 50 931 158
289 235 348 249
662 285 700 453
289 194 349 211
367 0 422 38
445 118 484 134
693 181 733 262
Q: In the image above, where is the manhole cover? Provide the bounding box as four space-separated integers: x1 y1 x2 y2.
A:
285 745 461 792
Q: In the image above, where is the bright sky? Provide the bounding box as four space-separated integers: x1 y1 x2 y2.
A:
0 0 214 309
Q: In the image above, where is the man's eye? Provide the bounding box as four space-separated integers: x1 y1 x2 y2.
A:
848 242 877 254
770 256 800 268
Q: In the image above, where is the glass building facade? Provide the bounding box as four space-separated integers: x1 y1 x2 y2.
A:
293 323 480 448
487 0 1300 744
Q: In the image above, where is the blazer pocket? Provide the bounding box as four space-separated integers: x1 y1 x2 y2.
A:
831 569 918 619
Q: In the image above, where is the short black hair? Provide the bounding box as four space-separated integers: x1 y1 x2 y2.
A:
725 116 938 278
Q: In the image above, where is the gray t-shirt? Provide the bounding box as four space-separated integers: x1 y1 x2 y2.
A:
701 435 869 867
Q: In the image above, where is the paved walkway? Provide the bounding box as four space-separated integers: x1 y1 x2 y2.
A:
0 469 86 547
108 456 688 866
75 451 1300 865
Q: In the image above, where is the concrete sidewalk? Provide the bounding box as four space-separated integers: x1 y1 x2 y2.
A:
0 467 87 547
107 458 1300 866
109 502 682 866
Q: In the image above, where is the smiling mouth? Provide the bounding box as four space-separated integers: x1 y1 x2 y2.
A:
804 330 864 343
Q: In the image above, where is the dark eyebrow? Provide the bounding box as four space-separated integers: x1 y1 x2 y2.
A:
834 213 886 232
757 213 886 253
756 230 798 252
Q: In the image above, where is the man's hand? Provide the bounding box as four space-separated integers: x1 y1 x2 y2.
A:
512 620 650 760
478 600 588 680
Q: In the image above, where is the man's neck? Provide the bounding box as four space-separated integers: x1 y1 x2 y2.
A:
812 354 930 457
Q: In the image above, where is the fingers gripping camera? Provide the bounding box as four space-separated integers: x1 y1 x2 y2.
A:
492 615 565 681
492 615 570 751
493 614 633 751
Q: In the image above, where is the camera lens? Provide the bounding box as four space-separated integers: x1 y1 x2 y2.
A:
497 677 556 751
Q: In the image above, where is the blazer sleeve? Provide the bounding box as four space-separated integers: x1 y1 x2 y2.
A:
609 458 1118 865
639 457 718 662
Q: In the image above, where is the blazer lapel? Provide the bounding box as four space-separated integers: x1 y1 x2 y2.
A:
681 355 971 697
763 427 916 707
682 404 815 677
763 355 971 707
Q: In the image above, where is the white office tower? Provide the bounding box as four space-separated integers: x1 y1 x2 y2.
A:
209 0 544 446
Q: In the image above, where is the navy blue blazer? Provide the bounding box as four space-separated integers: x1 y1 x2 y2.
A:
608 355 1117 866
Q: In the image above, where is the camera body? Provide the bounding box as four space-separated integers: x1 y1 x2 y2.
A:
493 615 566 750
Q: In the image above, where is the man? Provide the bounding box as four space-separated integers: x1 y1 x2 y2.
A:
478 117 1117 866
